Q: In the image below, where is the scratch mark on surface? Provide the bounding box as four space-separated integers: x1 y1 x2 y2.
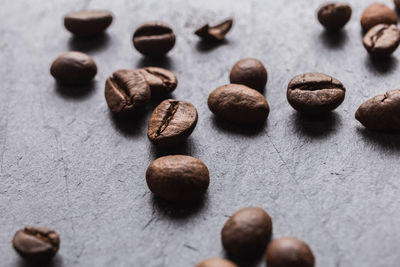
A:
184 244 198 252
0 100 10 173
266 134 341 257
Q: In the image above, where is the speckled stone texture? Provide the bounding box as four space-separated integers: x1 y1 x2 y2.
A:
1 0 400 266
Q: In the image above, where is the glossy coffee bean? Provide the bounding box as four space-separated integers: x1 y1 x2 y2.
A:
208 84 269 125
229 58 268 91
138 67 177 97
196 258 238 267
133 22 175 57
64 10 113 36
12 226 60 262
287 73 345 114
147 99 198 146
317 3 352 31
105 69 151 114
360 3 398 32
355 89 400 131
195 18 233 42
363 24 400 57
266 237 315 267
221 207 273 259
146 155 209 202
50 51 97 85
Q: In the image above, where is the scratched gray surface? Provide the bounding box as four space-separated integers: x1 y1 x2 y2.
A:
1 0 400 266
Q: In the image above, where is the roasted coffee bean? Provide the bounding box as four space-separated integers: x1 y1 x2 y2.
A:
195 18 233 42
266 237 315 267
105 69 151 114
287 73 345 114
132 22 175 57
221 207 272 259
147 99 198 146
50 51 97 85
317 3 352 31
138 67 177 97
64 10 113 36
208 84 269 125
12 226 60 262
196 258 238 267
146 155 209 202
395 0 400 10
229 58 268 92
355 89 400 130
363 24 400 57
360 3 398 32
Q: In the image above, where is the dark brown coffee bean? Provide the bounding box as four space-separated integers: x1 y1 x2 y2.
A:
147 99 198 146
105 69 151 114
395 0 400 10
229 58 268 91
132 22 175 57
363 24 400 57
208 84 269 125
355 89 400 131
266 237 315 267
360 3 397 32
317 3 352 31
196 258 238 267
221 207 272 259
50 51 97 85
12 226 60 262
137 67 177 97
195 18 233 42
287 73 345 114
64 10 113 36
146 155 209 202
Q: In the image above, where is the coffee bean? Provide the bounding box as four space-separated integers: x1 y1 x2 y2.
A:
105 69 151 114
363 24 400 57
138 67 177 97
317 3 352 31
287 73 345 114
50 51 97 85
147 99 198 146
196 258 238 267
195 18 233 42
266 237 315 267
208 84 269 125
229 58 268 92
360 3 397 32
355 89 400 131
12 226 60 262
146 155 209 202
64 10 113 36
133 22 175 57
395 0 400 10
221 207 272 259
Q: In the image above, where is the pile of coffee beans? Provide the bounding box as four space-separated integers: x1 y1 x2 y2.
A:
14 1 400 266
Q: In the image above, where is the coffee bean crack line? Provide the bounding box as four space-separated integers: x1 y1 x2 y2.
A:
155 101 179 137
290 79 344 91
110 76 133 106
370 26 388 51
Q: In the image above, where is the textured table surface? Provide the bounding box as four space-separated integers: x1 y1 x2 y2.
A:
1 0 400 266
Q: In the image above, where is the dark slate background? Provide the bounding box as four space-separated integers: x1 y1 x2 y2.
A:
1 0 400 266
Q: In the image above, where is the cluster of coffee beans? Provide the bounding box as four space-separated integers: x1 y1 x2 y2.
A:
316 1 400 130
12 1 400 266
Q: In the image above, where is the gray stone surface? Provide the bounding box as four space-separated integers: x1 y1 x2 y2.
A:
1 0 400 266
